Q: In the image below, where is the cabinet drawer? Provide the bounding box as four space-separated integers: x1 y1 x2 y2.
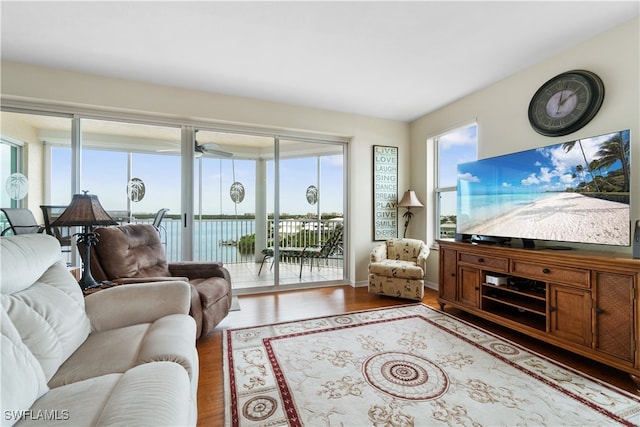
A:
459 252 508 272
512 261 589 287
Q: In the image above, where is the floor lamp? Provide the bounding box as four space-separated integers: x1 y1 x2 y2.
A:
51 191 117 290
398 190 423 238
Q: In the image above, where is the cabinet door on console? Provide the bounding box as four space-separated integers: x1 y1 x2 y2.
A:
458 265 481 308
594 272 635 363
439 248 458 302
549 284 592 347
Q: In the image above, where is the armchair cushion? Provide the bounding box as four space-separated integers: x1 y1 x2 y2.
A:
92 225 171 279
386 238 429 269
368 260 424 280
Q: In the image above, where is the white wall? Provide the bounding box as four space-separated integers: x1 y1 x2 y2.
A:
0 61 410 285
410 18 639 285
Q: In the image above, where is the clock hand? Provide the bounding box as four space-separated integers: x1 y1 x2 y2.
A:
559 91 576 106
556 91 565 114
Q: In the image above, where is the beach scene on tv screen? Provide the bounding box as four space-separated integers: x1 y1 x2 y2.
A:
457 130 631 246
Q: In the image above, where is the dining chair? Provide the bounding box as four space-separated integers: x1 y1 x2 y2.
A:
0 208 44 236
40 205 74 252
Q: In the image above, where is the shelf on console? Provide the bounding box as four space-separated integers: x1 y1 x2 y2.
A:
481 281 546 300
480 282 547 330
480 300 547 331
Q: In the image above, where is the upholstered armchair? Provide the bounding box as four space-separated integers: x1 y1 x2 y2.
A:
368 238 429 301
84 224 232 339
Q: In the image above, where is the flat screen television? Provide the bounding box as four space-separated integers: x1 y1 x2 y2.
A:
456 129 631 248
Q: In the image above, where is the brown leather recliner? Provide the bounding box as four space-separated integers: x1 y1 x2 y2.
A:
84 224 231 339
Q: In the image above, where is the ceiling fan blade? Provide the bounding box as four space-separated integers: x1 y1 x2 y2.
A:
202 148 233 158
195 141 233 158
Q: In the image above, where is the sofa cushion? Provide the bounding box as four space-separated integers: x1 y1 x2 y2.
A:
17 362 191 427
0 234 63 295
48 324 149 388
1 309 49 427
1 235 91 382
92 225 171 279
49 314 197 388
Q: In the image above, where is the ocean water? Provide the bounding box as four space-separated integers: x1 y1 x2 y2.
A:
161 219 256 263
160 218 340 263
457 193 554 232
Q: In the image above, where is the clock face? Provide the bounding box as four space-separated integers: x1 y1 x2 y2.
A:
528 70 604 137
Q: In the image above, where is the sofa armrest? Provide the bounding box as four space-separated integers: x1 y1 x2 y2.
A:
169 261 231 282
417 245 430 271
85 281 191 332
370 243 387 263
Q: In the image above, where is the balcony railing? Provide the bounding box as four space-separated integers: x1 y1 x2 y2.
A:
1 216 344 267
153 218 343 265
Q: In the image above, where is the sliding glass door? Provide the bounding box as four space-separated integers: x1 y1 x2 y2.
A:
273 138 344 286
192 129 270 268
191 131 346 291
1 109 347 292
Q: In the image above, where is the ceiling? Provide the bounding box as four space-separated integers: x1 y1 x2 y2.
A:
1 1 638 122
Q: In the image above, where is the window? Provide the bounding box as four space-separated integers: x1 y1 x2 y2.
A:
1 138 24 209
433 123 477 239
2 107 348 291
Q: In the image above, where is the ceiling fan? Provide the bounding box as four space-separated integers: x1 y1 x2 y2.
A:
194 141 233 158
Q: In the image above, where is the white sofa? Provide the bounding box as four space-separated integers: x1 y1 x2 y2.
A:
1 234 199 426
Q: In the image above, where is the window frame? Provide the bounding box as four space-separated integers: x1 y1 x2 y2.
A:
432 122 478 242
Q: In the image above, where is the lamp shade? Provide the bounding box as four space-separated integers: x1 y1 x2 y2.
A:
397 190 424 208
50 191 117 227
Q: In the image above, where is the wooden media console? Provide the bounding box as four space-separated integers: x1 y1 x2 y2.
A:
437 239 640 388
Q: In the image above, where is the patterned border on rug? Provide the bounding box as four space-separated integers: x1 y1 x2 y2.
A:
224 303 640 426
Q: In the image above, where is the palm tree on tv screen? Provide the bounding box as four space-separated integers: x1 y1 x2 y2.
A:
594 134 630 193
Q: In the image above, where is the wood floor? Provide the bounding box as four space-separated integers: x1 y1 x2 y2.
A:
196 285 639 426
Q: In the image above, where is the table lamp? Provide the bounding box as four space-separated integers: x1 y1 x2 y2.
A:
51 191 117 289
398 190 423 238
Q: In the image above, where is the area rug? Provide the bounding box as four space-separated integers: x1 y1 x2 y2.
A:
223 304 640 426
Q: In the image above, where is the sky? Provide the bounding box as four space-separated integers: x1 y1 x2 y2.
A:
438 124 478 188
437 124 478 215
51 149 344 216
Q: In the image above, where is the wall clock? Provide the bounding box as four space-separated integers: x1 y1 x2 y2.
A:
528 70 604 137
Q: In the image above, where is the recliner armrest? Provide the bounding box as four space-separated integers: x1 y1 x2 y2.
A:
169 261 230 282
85 281 191 332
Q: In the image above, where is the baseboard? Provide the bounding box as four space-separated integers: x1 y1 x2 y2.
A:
425 281 438 291
355 280 438 291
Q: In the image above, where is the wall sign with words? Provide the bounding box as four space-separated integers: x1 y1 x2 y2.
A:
373 145 398 240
